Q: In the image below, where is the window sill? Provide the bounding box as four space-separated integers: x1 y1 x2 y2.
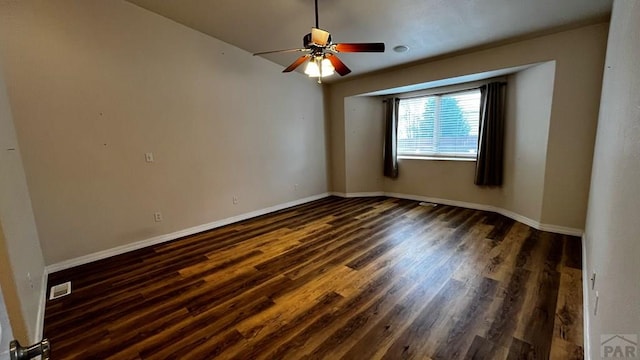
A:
398 155 477 162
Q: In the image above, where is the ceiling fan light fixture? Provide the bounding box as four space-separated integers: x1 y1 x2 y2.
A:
254 0 384 81
311 28 331 46
304 57 335 78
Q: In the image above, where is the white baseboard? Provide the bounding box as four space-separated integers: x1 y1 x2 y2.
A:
329 192 386 198
582 234 591 360
385 192 496 212
335 191 583 236
34 269 47 343
46 193 329 274
537 223 583 237
344 192 385 198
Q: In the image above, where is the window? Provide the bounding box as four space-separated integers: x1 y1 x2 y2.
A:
397 89 481 159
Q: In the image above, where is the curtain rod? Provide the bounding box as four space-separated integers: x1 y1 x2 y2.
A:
396 86 481 101
385 78 507 101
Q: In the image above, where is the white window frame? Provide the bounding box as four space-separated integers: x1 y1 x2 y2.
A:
396 87 482 161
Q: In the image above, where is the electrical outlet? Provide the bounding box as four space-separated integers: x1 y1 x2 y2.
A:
232 196 239 205
145 152 154 163
154 212 163 222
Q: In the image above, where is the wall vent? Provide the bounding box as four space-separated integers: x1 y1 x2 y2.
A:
49 282 71 300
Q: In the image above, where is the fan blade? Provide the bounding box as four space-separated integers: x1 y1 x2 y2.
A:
333 43 385 53
326 55 351 76
283 55 310 73
253 48 309 56
311 28 331 46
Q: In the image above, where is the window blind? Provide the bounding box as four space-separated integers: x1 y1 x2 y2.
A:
397 89 481 158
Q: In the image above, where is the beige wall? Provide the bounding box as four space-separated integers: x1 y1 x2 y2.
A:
328 23 608 230
497 62 555 221
343 62 555 217
0 0 327 264
344 96 384 194
584 0 640 357
384 159 497 205
341 89 548 224
538 35 608 228
0 59 45 342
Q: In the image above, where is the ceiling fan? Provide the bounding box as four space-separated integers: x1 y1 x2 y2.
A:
253 0 385 83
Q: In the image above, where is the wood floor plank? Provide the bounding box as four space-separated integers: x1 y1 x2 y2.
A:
506 337 537 360
138 294 276 359
233 291 345 359
516 233 562 358
232 267 350 339
485 267 531 348
432 277 500 360
482 222 531 282
562 235 583 270
465 335 509 360
340 252 461 360
487 214 516 242
43 196 583 359
550 336 584 360
301 224 466 359
553 267 584 348
381 278 467 359
265 266 406 360
302 280 414 359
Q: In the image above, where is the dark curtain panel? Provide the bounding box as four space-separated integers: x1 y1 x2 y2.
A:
383 98 399 179
475 82 507 186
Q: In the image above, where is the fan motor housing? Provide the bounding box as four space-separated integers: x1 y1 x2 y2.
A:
304 33 331 48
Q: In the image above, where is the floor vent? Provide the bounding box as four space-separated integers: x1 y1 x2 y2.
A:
419 202 438 207
49 282 72 300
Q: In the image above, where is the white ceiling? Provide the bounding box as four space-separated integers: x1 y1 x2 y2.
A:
127 0 612 83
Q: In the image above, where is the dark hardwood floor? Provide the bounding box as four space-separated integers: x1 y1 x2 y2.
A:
44 196 584 359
